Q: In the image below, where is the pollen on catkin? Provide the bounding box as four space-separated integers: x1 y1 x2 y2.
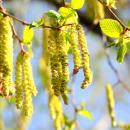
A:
0 15 13 96
69 25 81 74
56 28 69 104
48 28 61 96
106 84 117 128
15 52 37 117
15 53 23 109
77 24 93 89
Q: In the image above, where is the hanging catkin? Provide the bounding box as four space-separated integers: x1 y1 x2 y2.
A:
48 28 61 96
77 24 92 89
15 53 23 109
106 84 117 127
0 15 13 96
42 15 65 129
69 25 81 74
56 28 69 104
15 52 37 117
49 95 64 130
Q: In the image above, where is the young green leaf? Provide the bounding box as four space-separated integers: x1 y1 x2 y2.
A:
78 109 93 120
117 43 127 63
58 7 78 24
100 19 123 38
23 25 34 44
31 18 44 28
71 0 85 9
47 10 61 20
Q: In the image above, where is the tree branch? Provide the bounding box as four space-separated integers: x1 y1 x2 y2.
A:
102 36 130 93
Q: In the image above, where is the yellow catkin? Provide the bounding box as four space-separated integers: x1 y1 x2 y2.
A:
120 124 130 130
15 52 37 117
0 15 13 96
86 0 104 24
56 28 69 104
16 113 31 130
69 25 81 74
22 53 34 116
48 28 61 96
42 15 65 130
15 53 23 109
77 24 92 89
106 84 117 127
49 94 64 130
43 14 60 96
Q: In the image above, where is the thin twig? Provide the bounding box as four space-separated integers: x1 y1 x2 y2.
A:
102 35 130 92
70 76 82 130
10 24 25 52
62 0 65 6
0 7 75 30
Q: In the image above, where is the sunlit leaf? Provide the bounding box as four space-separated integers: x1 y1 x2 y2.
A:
23 25 34 44
58 7 78 24
78 109 93 120
71 0 85 9
117 43 127 63
100 19 123 38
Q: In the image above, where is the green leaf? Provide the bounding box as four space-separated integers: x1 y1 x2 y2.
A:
78 109 93 120
47 10 61 20
100 19 123 38
23 25 34 44
31 18 44 28
71 0 85 9
107 40 119 47
58 7 78 24
126 42 130 53
8 97 16 104
117 43 127 63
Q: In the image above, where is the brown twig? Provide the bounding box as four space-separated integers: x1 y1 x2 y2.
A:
70 76 82 130
62 0 65 6
10 24 25 52
0 6 75 30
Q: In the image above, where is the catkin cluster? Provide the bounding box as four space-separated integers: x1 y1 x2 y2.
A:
43 15 70 104
43 11 93 104
0 15 13 96
15 52 37 117
41 14 65 130
106 84 117 127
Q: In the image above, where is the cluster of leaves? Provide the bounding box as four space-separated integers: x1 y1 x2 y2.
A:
100 19 130 63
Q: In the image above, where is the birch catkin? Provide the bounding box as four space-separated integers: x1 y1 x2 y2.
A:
69 25 81 74
0 15 13 96
106 84 117 127
42 10 93 104
57 28 69 104
15 52 37 117
77 24 93 89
